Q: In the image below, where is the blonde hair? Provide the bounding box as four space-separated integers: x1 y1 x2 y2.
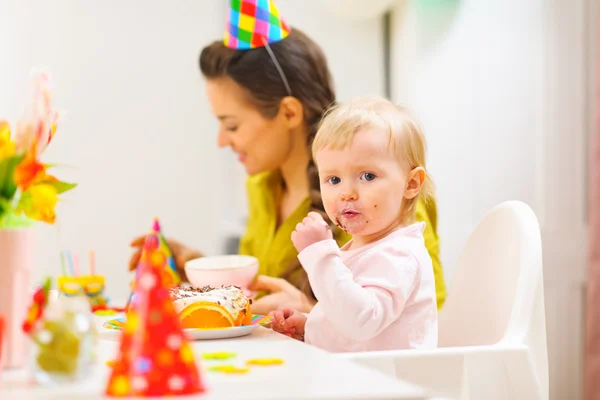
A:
312 95 434 224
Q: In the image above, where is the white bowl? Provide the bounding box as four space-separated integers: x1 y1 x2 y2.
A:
184 255 259 289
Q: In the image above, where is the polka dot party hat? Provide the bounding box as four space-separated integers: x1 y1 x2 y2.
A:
105 235 204 397
126 217 181 309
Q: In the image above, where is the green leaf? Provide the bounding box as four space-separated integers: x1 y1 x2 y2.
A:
0 208 34 229
0 154 24 200
43 180 77 194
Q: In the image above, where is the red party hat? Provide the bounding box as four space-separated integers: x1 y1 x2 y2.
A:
106 236 204 397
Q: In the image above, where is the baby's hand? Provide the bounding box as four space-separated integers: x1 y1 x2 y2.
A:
291 212 333 253
268 308 307 341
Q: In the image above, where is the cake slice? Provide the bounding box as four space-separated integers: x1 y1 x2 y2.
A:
169 285 252 329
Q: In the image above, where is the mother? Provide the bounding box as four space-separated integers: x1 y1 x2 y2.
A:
129 0 446 314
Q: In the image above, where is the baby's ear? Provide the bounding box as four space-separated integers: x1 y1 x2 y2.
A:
404 167 426 199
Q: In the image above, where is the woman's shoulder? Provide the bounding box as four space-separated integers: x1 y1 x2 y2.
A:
416 196 438 233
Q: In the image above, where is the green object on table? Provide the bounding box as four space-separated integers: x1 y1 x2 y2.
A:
35 319 81 374
202 351 237 360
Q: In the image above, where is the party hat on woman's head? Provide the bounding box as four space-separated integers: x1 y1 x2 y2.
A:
224 0 291 50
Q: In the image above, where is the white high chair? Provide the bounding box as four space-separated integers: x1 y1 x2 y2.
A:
338 201 548 400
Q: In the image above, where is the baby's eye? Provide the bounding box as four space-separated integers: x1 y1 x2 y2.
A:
360 172 377 181
327 176 341 185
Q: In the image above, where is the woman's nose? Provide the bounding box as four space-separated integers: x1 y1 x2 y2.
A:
217 130 231 148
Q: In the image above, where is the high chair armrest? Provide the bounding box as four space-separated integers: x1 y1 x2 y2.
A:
336 344 542 399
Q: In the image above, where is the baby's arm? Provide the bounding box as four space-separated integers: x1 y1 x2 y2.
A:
299 240 418 342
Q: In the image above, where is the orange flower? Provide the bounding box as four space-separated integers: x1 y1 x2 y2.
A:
14 153 48 191
16 183 58 224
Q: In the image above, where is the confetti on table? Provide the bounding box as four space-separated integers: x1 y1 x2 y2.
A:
251 314 273 327
106 359 116 367
202 352 237 360
94 309 118 316
208 365 250 374
245 358 284 366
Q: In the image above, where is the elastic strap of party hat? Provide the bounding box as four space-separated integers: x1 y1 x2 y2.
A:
261 36 292 96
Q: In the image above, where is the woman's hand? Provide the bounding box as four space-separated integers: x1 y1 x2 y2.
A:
269 307 307 341
249 275 315 315
128 236 203 277
291 212 333 253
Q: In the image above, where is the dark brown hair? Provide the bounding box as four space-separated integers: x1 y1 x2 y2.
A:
199 29 337 299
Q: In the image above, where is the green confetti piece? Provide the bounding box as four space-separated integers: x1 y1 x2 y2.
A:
202 351 237 360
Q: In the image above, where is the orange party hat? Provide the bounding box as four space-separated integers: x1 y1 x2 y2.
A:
106 235 204 397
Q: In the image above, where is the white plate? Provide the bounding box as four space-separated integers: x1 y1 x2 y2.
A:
184 324 258 340
100 324 258 341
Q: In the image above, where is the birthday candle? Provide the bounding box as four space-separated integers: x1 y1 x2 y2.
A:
89 250 96 275
66 250 75 276
73 252 80 276
60 251 67 276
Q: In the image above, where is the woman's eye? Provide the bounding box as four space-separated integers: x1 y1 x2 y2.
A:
360 172 376 181
226 127 238 133
327 176 341 185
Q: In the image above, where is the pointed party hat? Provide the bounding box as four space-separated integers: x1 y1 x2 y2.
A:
127 218 181 307
150 217 181 288
224 0 291 50
106 235 204 397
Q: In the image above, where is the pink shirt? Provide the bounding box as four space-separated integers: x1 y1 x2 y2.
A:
299 222 438 353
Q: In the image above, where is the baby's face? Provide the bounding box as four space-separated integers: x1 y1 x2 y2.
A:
315 129 408 242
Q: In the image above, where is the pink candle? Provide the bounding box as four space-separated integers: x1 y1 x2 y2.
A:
89 250 96 275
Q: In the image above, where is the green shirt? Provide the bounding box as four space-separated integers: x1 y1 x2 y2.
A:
239 170 447 310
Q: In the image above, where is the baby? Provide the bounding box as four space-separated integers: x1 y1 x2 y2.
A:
269 95 438 352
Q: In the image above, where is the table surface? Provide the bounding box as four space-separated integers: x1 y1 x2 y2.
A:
1 324 430 400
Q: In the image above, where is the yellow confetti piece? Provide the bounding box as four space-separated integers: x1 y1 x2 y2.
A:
246 358 284 366
202 352 237 360
105 359 116 368
94 309 118 316
208 365 250 374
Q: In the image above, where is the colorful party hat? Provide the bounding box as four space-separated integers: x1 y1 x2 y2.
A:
127 218 181 307
151 217 181 287
106 235 204 397
224 0 291 50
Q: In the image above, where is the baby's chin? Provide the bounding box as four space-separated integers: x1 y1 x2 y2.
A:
334 216 375 236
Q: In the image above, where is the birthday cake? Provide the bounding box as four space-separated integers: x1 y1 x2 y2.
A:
169 285 252 329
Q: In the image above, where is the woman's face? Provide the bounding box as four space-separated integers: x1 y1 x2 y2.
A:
206 77 293 175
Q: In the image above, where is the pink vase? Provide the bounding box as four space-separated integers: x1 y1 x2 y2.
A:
0 229 33 369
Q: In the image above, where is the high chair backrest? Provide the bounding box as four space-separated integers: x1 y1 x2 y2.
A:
438 201 544 348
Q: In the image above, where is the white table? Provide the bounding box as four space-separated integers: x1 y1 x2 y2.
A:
1 326 429 399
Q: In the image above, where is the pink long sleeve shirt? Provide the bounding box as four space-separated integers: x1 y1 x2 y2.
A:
300 222 438 353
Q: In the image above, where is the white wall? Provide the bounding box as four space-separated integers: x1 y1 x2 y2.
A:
391 0 547 285
389 0 592 398
0 1 385 300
